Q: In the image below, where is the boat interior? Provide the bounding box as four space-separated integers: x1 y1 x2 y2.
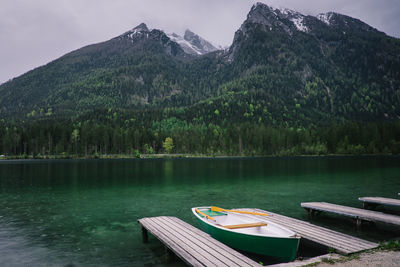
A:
195 207 296 238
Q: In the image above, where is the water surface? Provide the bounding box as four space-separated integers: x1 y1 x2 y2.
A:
0 157 399 266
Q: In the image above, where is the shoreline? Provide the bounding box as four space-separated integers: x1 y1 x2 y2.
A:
0 153 397 161
276 240 400 266
313 250 400 267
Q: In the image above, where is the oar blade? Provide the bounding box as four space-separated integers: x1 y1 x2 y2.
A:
210 206 224 212
230 210 269 216
210 206 268 216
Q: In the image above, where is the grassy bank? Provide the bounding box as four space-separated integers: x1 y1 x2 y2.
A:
0 152 397 161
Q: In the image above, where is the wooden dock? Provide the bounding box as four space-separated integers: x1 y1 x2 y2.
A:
301 202 400 227
359 197 400 209
138 216 262 267
237 208 378 255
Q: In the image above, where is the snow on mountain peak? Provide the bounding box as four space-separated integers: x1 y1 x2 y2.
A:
167 30 219 55
277 7 293 15
124 23 150 40
317 13 334 25
167 32 203 55
248 2 309 33
271 6 309 32
290 16 308 32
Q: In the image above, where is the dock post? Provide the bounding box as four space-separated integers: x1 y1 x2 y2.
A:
141 225 148 243
306 208 320 218
306 208 314 218
164 246 175 263
356 218 362 229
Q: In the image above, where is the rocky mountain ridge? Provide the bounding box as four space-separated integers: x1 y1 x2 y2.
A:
118 23 219 56
167 29 219 55
0 2 399 124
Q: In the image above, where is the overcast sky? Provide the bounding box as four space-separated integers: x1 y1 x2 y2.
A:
1 0 399 84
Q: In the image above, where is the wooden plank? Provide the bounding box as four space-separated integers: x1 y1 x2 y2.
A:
301 202 400 226
240 211 364 253
139 216 262 267
223 222 267 229
139 218 204 267
146 217 261 266
157 217 237 267
168 217 261 267
164 217 256 267
359 197 400 207
251 209 374 245
258 213 372 248
258 215 366 253
259 218 363 251
274 224 366 253
149 217 222 267
159 217 252 267
236 208 378 255
140 217 208 266
254 208 378 252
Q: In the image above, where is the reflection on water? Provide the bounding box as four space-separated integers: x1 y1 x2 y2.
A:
0 157 399 266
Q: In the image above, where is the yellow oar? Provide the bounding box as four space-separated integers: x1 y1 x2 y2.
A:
195 208 215 221
211 206 269 216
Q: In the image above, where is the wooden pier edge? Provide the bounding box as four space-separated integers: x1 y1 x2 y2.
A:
138 208 380 266
138 216 262 267
359 197 400 209
236 208 379 255
301 202 400 227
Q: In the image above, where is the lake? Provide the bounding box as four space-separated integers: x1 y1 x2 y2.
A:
0 157 399 266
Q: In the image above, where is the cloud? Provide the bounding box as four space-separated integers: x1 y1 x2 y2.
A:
1 0 399 84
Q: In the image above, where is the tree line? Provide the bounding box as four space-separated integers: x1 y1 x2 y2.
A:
1 119 399 157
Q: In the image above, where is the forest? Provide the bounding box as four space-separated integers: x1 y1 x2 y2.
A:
1 115 399 158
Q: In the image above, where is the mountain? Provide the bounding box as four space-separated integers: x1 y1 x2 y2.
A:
167 29 219 55
0 24 222 117
0 2 399 126
118 23 184 56
225 2 400 122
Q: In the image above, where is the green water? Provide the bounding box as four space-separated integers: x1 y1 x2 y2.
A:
0 157 399 266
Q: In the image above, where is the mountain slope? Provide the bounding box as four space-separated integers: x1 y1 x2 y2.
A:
223 3 400 122
0 24 224 117
0 3 399 125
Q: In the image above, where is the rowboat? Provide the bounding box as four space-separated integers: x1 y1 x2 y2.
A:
192 206 300 262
